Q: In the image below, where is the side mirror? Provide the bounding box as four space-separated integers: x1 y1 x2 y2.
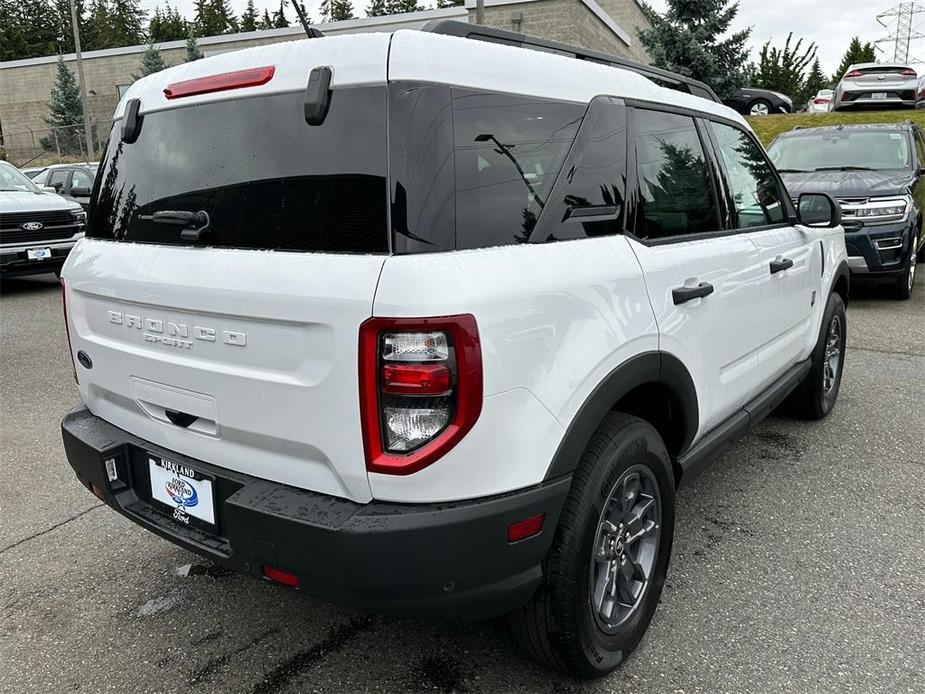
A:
41 186 57 194
70 186 91 196
797 192 841 228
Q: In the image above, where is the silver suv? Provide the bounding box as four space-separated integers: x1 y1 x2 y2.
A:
834 62 918 110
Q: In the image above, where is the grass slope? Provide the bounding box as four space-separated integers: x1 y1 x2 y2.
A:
747 110 925 146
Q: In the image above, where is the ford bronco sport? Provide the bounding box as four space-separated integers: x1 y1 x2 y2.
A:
60 22 849 678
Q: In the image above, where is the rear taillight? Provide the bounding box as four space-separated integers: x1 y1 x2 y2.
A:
164 66 275 100
61 280 78 384
901 68 918 76
813 97 830 104
845 70 863 78
359 315 482 475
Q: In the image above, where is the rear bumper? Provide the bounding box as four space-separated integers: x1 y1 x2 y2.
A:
61 405 569 621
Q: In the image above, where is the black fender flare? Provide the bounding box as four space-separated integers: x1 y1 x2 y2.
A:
543 351 698 481
831 259 850 303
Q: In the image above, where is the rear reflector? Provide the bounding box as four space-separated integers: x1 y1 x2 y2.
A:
508 513 545 543
261 565 299 588
164 66 276 100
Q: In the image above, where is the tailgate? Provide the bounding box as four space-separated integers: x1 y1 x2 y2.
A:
65 240 383 502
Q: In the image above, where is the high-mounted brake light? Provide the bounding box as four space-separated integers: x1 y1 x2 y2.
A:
359 315 482 475
164 66 275 100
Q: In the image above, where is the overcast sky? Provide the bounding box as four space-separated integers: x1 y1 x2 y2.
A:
141 0 921 73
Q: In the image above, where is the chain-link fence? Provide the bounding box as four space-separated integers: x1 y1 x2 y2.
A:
1 121 113 168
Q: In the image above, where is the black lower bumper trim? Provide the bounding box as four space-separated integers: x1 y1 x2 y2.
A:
61 405 570 620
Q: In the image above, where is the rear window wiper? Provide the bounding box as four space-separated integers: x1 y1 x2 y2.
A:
140 210 212 241
813 166 876 172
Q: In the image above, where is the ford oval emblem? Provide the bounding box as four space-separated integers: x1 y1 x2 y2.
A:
21 221 43 231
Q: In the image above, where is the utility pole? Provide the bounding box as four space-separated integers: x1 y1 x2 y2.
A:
476 0 485 25
69 0 94 162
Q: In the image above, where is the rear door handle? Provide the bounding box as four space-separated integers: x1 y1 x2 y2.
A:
770 257 794 274
672 282 714 305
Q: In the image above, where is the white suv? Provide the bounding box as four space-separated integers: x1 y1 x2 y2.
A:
60 23 849 678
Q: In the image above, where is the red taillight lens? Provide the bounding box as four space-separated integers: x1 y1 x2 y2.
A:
901 68 918 76
164 66 275 100
261 565 299 588
382 363 453 395
61 279 78 384
813 98 829 104
359 315 482 475
845 70 863 78
508 513 545 543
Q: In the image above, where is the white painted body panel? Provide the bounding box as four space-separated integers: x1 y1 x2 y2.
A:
371 236 658 502
63 239 385 503
627 235 766 437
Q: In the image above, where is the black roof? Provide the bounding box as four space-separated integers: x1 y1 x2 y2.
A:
421 20 721 104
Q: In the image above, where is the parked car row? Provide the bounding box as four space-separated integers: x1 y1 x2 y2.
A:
0 161 95 277
769 122 925 299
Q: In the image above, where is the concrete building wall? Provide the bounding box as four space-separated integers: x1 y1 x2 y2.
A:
0 1 651 163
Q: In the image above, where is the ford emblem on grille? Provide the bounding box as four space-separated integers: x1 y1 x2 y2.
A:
21 222 44 231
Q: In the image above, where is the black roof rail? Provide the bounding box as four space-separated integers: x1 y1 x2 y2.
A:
420 20 721 104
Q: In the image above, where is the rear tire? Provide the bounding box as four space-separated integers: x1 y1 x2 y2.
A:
790 292 846 420
748 98 772 116
509 413 675 678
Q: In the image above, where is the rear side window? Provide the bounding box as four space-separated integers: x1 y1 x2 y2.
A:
631 110 718 240
390 83 585 253
89 88 389 253
709 121 785 229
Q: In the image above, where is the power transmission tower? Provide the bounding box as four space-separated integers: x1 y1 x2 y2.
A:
876 2 925 63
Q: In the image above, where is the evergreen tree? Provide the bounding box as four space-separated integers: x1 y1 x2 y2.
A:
195 0 237 36
637 0 751 99
240 0 258 31
108 0 147 47
832 37 877 82
259 8 273 28
436 0 463 6
185 32 203 61
272 1 289 27
148 4 188 42
750 33 817 103
800 58 830 105
366 0 387 16
1 1 31 60
320 0 354 21
387 0 423 12
41 56 85 155
133 44 167 80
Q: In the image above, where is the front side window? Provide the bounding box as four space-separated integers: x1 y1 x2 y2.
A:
631 110 718 240
709 122 785 229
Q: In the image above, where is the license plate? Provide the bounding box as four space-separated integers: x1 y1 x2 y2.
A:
872 92 888 100
26 247 51 260
149 455 216 526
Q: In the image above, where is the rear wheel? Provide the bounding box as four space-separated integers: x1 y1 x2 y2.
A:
790 292 846 420
509 414 675 678
748 99 772 116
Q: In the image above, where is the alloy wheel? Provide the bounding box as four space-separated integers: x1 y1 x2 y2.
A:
589 465 661 633
749 102 770 116
822 314 842 396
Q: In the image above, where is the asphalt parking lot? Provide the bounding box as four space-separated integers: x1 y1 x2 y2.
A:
1 272 923 694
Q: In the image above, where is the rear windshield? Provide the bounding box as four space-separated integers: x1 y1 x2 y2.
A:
89 87 389 253
769 130 911 172
854 66 912 76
